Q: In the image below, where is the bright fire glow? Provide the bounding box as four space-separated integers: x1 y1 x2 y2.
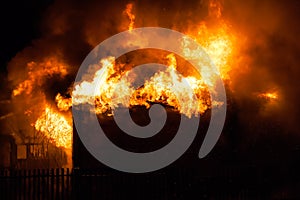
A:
34 105 72 149
129 53 211 117
56 93 72 112
68 1 234 118
70 53 216 118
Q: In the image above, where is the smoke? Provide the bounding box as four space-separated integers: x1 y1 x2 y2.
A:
221 0 300 135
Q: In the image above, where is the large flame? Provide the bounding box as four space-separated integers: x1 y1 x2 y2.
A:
69 50 221 118
129 54 212 117
184 0 236 82
34 105 72 149
67 1 234 118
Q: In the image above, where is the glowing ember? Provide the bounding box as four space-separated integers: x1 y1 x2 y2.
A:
34 105 72 149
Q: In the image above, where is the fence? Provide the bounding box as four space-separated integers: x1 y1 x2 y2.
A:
0 168 71 200
0 166 293 199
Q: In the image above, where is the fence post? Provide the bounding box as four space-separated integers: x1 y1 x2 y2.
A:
0 170 2 199
71 168 80 200
61 168 64 199
46 169 49 200
37 169 41 200
50 169 54 200
41 169 45 200
10 169 15 200
17 170 22 200
33 169 37 200
66 168 70 199
56 168 60 200
28 169 32 200
23 170 26 200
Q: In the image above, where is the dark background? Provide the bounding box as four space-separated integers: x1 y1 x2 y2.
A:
0 0 53 74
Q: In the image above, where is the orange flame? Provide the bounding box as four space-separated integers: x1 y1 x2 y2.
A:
34 105 72 149
185 24 235 83
65 2 236 118
56 93 72 111
13 57 68 96
70 53 215 118
123 3 135 31
258 91 278 100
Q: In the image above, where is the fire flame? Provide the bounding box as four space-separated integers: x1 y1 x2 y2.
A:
124 3 135 31
129 54 212 117
259 91 278 101
34 105 72 149
56 93 72 112
13 57 68 96
68 1 234 118
70 53 215 118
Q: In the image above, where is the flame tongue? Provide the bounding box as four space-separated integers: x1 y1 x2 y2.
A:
124 3 135 31
71 53 213 118
34 105 72 149
129 53 210 117
13 57 69 97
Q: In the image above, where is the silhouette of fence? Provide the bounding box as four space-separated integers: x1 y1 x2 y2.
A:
0 166 294 199
0 168 72 200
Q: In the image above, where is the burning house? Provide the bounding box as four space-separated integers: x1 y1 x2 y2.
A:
1 0 300 198
5 0 240 170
